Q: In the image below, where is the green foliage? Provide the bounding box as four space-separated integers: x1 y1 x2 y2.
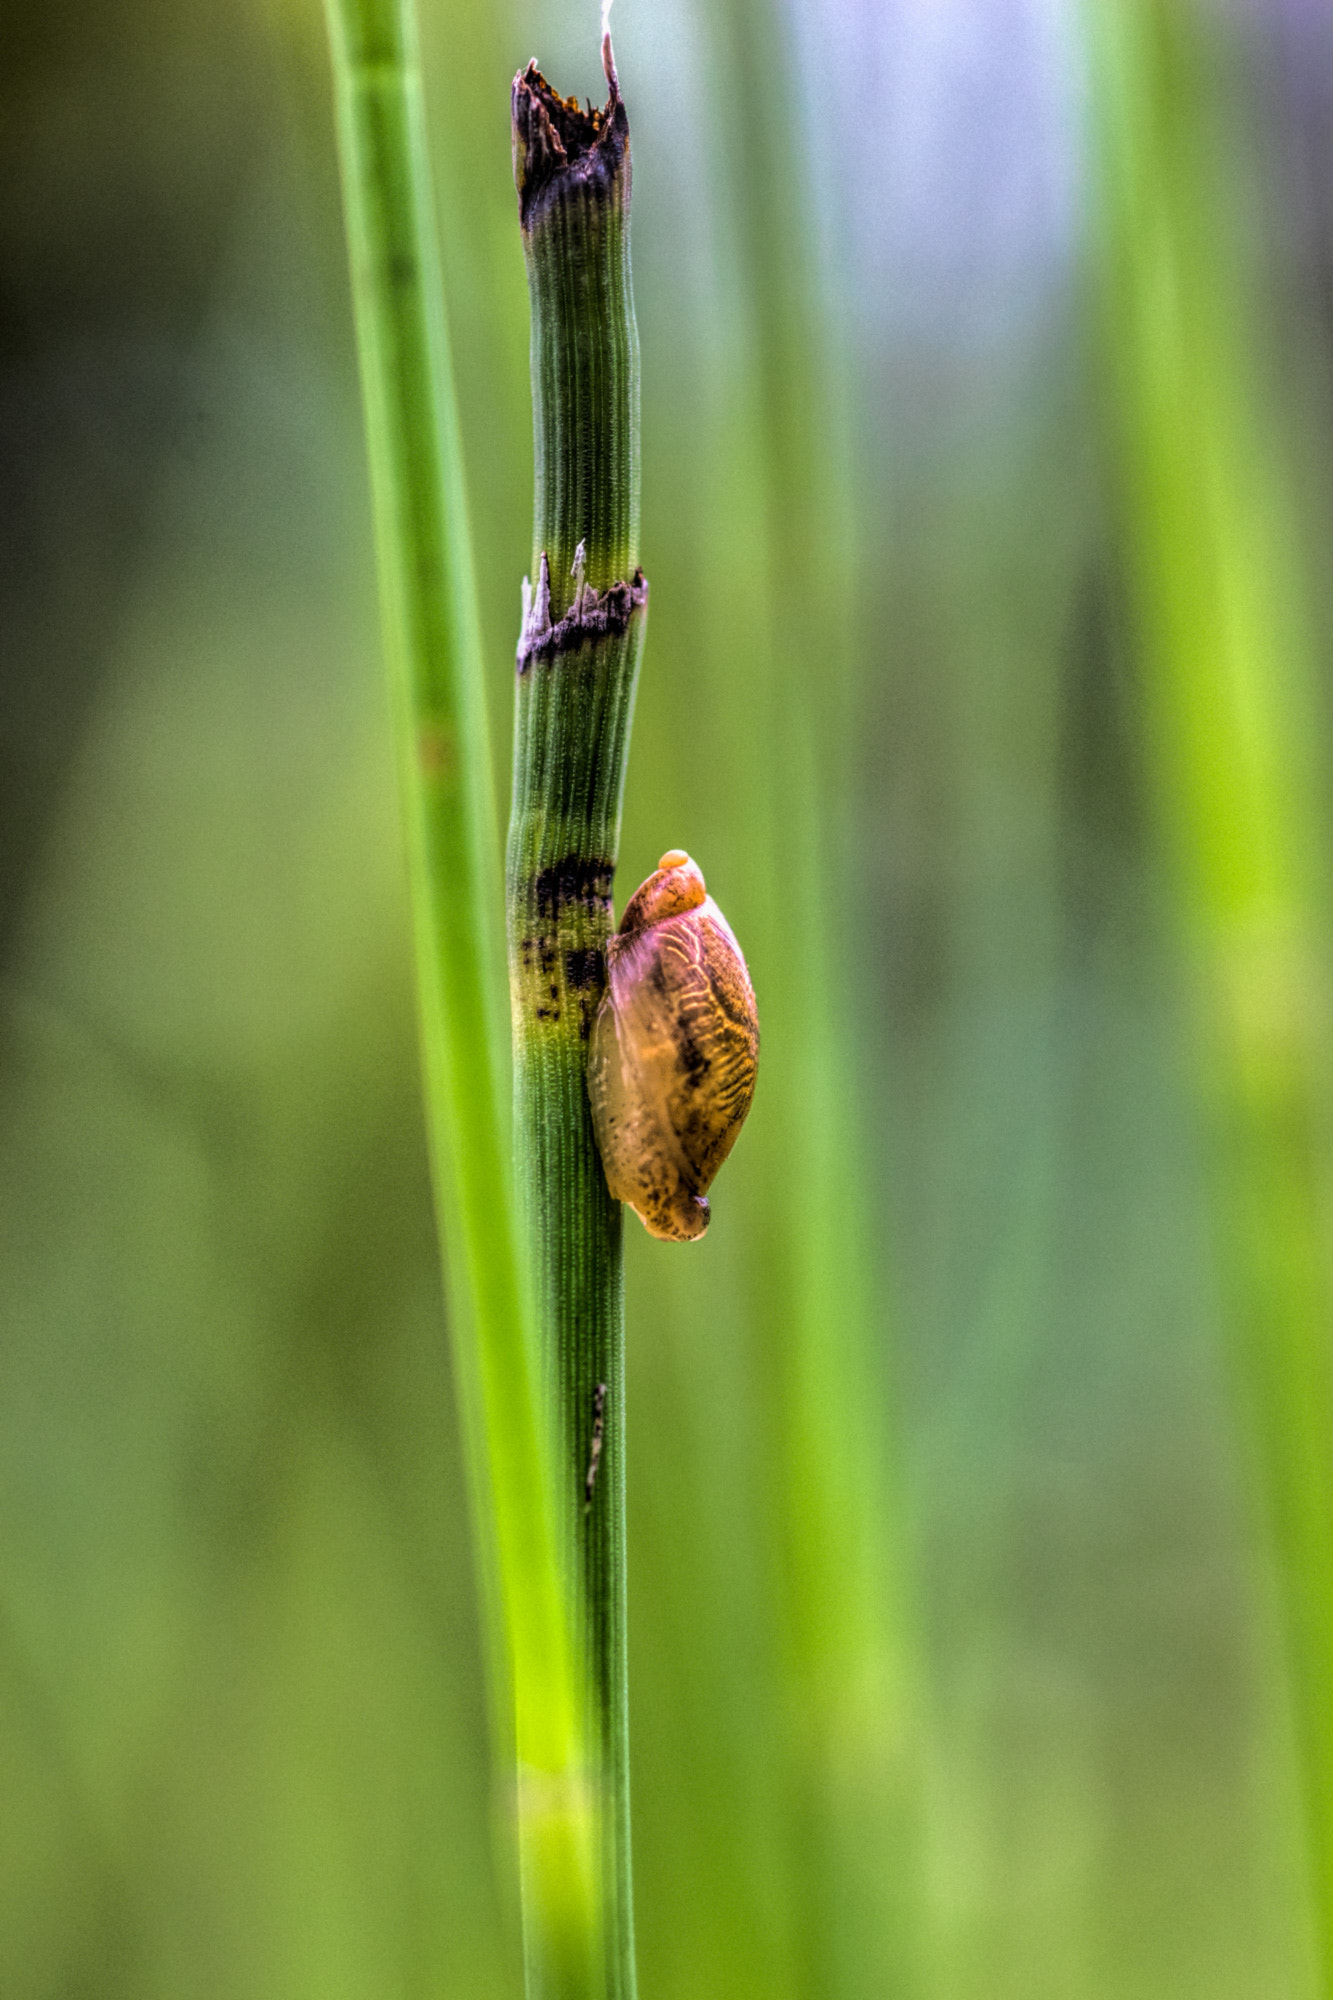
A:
1089 1 1333 1987
5 0 1333 1997
322 0 597 1989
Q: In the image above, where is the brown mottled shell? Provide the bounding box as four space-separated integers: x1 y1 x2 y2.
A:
588 851 759 1242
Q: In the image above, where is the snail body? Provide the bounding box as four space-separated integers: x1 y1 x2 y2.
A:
588 851 759 1242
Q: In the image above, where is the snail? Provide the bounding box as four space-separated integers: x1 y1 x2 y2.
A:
587 850 759 1242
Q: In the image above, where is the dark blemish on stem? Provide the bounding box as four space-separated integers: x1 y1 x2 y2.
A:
418 721 455 780
584 1381 608 1513
533 854 614 922
564 947 603 990
518 930 604 1034
517 553 647 673
512 50 629 236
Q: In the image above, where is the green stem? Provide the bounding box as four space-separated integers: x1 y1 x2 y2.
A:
320 1 598 1992
507 42 645 2000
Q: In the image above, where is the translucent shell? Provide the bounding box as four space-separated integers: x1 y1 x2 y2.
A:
588 851 759 1242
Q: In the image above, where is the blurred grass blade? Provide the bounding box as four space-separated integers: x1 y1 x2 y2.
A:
320 0 599 1988
702 0 918 1989
508 42 645 2000
1088 1 1333 1984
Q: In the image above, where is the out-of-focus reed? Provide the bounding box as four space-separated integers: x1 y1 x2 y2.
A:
1089 1 1333 1988
321 0 598 1988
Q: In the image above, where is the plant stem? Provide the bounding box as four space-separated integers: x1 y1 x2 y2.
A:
320 1 599 1992
507 41 646 2000
1088 4 1333 1986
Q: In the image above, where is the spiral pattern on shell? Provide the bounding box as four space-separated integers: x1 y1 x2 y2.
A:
587 851 759 1242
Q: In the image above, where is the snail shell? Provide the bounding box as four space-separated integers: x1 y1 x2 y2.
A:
588 851 759 1242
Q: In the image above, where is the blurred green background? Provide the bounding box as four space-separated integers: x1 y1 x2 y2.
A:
5 0 1333 1993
